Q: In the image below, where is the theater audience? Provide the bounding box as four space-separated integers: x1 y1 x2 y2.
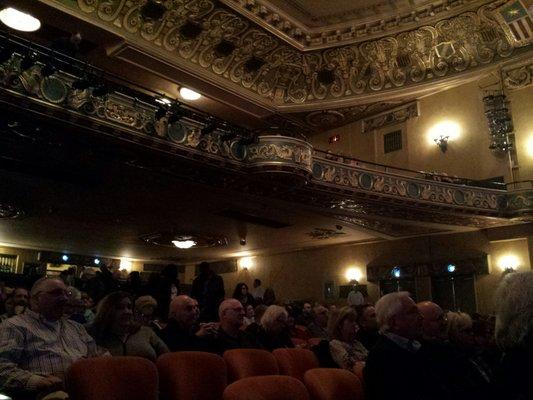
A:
80 291 95 324
191 262 225 322
262 287 276 306
364 291 447 400
87 291 168 361
158 295 217 351
134 295 161 329
0 278 97 398
232 282 255 308
212 299 258 354
248 305 293 351
296 302 313 326
347 281 364 306
250 278 265 303
447 312 475 349
492 271 533 400
355 304 379 350
307 305 329 339
329 306 368 369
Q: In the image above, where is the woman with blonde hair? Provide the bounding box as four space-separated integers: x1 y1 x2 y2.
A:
247 305 294 350
446 312 474 350
328 306 368 369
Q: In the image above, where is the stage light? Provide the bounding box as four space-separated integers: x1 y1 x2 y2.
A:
62 254 69 262
392 267 401 278
447 264 456 273
93 258 100 265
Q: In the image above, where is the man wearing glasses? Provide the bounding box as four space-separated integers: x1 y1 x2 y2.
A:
0 277 97 398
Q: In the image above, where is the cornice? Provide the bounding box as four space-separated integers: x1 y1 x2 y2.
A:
220 0 494 51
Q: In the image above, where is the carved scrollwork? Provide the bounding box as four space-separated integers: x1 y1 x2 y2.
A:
503 61 533 90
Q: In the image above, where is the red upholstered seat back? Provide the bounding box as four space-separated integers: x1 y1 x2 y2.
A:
157 351 227 400
223 375 310 400
273 348 319 382
304 368 365 400
223 349 279 382
66 356 158 400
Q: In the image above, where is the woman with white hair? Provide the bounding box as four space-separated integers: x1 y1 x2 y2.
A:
246 305 294 351
492 271 533 400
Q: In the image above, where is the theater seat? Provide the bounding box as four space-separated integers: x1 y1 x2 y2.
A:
273 348 319 382
353 361 365 384
223 349 279 382
304 368 364 400
66 356 158 400
223 376 309 400
157 351 227 400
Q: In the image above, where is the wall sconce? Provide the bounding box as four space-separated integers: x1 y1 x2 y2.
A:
120 258 133 272
238 257 254 270
434 135 449 153
345 267 362 283
498 254 520 273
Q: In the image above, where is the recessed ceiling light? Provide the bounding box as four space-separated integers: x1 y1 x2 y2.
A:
0 8 41 32
172 239 197 249
179 87 201 101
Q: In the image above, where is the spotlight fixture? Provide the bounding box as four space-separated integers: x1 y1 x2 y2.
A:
179 87 201 101
92 84 110 97
447 264 456 273
62 254 69 262
71 77 92 90
214 39 236 58
317 68 335 85
434 135 449 153
140 0 167 21
179 19 203 39
0 7 41 32
201 121 217 136
244 56 265 73
93 258 101 265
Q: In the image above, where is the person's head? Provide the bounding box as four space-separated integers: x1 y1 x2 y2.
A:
219 299 245 331
355 304 377 332
168 295 199 328
30 278 70 321
417 301 447 342
134 295 158 326
81 291 94 309
3 294 15 316
261 305 289 335
447 312 474 350
495 271 533 350
254 304 268 322
198 262 211 276
129 271 141 283
375 292 422 339
313 305 329 327
302 302 312 315
253 279 261 288
263 288 275 305
12 287 29 307
233 283 249 299
245 304 255 319
92 291 135 337
328 306 359 343
64 286 84 316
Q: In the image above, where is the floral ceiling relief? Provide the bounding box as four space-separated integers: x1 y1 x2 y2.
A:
71 0 526 107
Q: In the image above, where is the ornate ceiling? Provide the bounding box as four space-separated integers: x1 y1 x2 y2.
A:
18 0 531 132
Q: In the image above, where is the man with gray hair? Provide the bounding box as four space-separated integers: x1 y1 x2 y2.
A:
211 299 258 354
364 292 446 400
492 271 533 400
0 277 97 398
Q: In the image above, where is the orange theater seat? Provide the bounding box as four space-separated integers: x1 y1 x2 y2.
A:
66 356 158 400
223 349 279 382
223 376 310 400
273 348 319 382
304 368 365 400
353 361 365 384
157 351 227 400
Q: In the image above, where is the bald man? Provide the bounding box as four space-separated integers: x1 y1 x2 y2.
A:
157 295 217 352
0 278 97 397
212 299 258 354
417 301 448 343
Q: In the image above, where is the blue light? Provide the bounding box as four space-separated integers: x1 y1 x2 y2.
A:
94 258 100 265
447 264 456 273
392 267 401 278
61 254 69 262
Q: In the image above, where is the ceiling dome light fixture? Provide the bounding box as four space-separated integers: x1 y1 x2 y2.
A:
0 8 41 32
179 87 201 101
172 239 197 249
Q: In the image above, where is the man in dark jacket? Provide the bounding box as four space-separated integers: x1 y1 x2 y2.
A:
191 262 225 322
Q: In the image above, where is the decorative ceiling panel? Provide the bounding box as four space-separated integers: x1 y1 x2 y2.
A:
51 0 531 111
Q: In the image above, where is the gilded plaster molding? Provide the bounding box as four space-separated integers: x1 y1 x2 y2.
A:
502 59 533 89
45 0 530 108
361 101 419 133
